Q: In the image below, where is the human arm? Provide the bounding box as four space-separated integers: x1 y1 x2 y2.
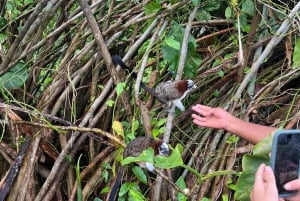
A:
191 104 277 144
250 164 282 201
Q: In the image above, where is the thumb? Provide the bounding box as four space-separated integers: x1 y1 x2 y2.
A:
262 166 278 193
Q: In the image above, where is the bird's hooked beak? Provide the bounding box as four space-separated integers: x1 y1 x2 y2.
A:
158 142 170 156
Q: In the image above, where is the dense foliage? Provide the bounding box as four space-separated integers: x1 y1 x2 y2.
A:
0 0 299 200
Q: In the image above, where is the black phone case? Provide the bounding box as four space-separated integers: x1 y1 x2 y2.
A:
270 130 300 198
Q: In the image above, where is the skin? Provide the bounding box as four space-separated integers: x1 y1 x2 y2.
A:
191 104 300 201
191 104 277 144
250 164 281 201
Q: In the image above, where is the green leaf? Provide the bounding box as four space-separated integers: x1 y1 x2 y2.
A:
204 0 220 11
100 186 109 194
243 66 251 74
75 155 82 201
242 0 255 16
121 148 154 166
197 9 211 20
132 119 139 132
234 132 274 201
0 61 28 90
128 187 146 201
165 35 181 50
93 197 102 201
116 82 125 96
156 118 167 127
0 17 7 27
293 37 300 68
225 7 232 18
234 172 253 201
106 100 115 107
144 1 161 15
176 176 188 201
154 144 183 169
239 13 250 33
218 70 224 78
201 198 212 201
162 21 201 79
119 182 132 197
101 170 109 183
213 89 220 97
131 166 148 185
192 0 200 6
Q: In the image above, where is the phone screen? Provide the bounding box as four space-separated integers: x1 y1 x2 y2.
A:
271 130 300 197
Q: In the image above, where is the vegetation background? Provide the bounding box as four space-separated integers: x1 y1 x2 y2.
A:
0 0 299 200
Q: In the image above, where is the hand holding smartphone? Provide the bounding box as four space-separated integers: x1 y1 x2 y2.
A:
270 130 300 198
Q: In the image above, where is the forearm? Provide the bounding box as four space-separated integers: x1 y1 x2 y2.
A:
226 115 277 144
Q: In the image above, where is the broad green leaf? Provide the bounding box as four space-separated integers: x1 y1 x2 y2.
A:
121 148 154 166
131 166 147 185
162 21 201 78
234 172 253 201
242 154 269 173
242 0 255 16
225 7 232 19
154 144 183 168
0 61 28 90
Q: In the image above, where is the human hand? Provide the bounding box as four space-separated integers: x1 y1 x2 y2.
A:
191 104 231 130
250 164 281 201
282 179 300 201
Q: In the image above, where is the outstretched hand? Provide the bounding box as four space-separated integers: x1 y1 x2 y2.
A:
191 104 277 144
191 104 231 130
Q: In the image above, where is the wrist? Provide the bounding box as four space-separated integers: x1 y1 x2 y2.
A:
224 113 240 133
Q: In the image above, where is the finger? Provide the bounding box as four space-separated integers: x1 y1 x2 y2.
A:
191 113 207 121
192 106 210 117
284 179 300 191
192 104 210 113
192 119 207 127
253 164 266 190
262 165 278 194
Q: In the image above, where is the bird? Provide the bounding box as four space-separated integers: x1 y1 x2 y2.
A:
106 136 169 201
112 55 196 112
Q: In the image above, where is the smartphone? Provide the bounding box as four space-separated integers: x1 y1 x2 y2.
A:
270 130 300 198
